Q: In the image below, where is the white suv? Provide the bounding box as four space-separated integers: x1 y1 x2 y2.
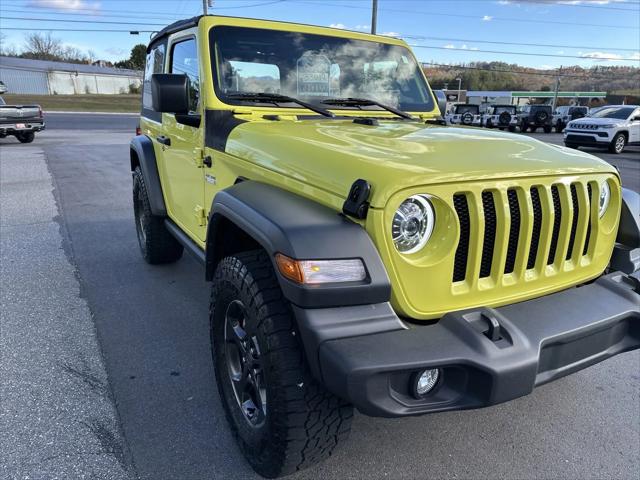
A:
481 104 518 132
445 104 482 127
553 105 588 133
564 105 640 154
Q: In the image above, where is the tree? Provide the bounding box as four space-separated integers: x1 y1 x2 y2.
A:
23 32 62 61
115 44 147 70
129 44 147 70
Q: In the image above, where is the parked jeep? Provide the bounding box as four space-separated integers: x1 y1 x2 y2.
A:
481 104 518 132
131 15 640 478
519 104 553 133
444 103 482 126
553 105 588 133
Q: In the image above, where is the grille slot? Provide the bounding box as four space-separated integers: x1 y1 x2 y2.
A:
566 184 580 259
547 185 562 265
504 189 520 274
480 191 497 278
453 194 470 282
527 187 543 270
583 183 593 255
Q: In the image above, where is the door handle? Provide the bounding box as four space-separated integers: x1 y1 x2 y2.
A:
156 135 171 146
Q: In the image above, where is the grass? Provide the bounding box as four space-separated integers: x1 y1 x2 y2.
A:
1 94 141 113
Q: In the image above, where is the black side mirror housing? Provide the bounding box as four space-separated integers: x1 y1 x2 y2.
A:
151 73 190 114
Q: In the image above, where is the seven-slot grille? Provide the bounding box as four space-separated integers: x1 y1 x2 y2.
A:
452 180 595 284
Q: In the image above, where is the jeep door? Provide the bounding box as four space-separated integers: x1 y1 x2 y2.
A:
158 33 206 242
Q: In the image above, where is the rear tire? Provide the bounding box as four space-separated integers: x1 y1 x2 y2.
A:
17 132 35 143
555 122 564 133
132 167 183 264
211 250 353 478
608 133 626 154
543 126 552 134
508 126 516 133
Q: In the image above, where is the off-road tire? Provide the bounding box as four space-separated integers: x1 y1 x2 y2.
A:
555 122 565 133
210 250 353 478
608 132 626 154
543 125 552 133
132 167 183 264
17 132 35 143
508 126 516 133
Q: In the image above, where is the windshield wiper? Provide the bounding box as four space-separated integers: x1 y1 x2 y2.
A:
320 97 414 120
226 92 335 118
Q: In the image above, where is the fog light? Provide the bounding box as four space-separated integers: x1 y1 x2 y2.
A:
413 369 441 398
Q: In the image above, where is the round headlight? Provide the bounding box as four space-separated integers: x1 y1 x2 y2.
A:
392 195 435 254
599 181 610 218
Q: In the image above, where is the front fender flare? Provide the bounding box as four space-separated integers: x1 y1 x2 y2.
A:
206 181 391 308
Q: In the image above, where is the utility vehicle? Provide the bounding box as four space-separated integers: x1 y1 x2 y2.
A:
130 15 640 478
519 104 553 133
481 104 518 131
564 105 640 154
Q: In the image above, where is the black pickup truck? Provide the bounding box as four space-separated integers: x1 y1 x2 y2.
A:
0 96 45 143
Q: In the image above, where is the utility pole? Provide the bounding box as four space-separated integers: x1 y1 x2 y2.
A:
371 0 378 34
552 65 562 111
203 0 213 15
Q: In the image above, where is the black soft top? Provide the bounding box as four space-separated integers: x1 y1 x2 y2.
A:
147 16 202 52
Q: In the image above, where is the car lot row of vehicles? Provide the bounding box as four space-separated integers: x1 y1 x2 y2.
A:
443 102 639 153
444 103 587 133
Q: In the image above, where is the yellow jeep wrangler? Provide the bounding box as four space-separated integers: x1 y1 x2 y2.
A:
130 15 640 478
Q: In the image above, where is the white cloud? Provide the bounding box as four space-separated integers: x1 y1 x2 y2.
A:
444 44 456 49
27 0 101 12
443 44 479 51
482 15 493 21
354 24 371 31
497 0 633 5
580 51 624 60
328 23 347 29
381 31 400 37
628 52 640 60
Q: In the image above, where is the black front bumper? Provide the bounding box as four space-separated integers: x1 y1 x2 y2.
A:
298 272 640 417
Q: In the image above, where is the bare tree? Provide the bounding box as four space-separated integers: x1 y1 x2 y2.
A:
23 32 62 61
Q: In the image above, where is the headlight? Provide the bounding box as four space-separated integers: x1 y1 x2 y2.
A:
392 195 435 254
600 124 616 129
599 182 610 218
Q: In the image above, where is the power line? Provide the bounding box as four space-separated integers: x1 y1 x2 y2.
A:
402 35 639 53
2 16 168 26
292 0 639 29
410 44 638 61
1 27 155 33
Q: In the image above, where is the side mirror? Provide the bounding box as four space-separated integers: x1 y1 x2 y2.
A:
151 73 190 114
632 116 640 122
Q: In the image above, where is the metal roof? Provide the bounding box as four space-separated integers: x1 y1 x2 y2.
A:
466 90 607 98
0 56 141 77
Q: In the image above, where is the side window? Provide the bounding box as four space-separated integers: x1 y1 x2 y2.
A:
142 43 166 112
171 39 200 113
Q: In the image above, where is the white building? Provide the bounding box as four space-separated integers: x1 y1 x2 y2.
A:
0 56 142 95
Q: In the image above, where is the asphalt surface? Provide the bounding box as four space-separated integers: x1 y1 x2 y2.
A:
1 114 639 480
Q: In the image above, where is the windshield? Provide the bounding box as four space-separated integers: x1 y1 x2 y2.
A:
492 106 515 114
454 105 479 114
210 26 434 112
590 106 635 120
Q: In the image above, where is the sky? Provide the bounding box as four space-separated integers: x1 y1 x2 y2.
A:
0 0 639 69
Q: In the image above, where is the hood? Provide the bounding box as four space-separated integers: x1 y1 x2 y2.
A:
225 118 616 208
569 117 623 126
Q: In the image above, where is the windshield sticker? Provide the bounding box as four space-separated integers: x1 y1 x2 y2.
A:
296 52 331 97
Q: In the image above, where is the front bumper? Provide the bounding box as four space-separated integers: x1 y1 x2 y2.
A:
301 271 639 417
564 130 611 146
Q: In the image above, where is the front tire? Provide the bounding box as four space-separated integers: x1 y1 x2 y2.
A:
211 250 353 478
132 167 183 264
17 132 35 143
543 125 552 133
609 133 626 154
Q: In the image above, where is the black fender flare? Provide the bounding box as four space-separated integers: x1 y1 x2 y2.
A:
130 135 166 216
205 181 391 308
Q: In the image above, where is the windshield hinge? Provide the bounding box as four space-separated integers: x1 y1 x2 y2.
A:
343 179 371 220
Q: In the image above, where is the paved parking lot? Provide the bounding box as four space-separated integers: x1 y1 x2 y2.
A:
1 114 638 480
